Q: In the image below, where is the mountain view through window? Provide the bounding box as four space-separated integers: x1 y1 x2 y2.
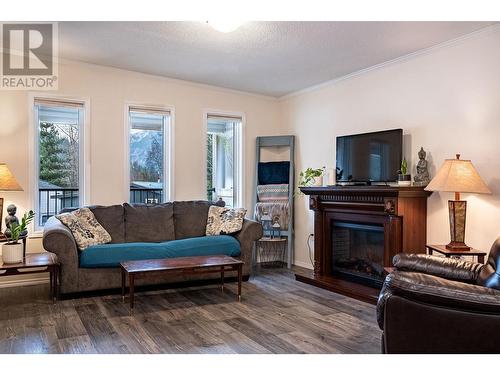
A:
129 109 169 204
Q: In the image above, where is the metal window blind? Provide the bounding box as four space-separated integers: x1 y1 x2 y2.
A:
129 106 170 116
34 98 85 108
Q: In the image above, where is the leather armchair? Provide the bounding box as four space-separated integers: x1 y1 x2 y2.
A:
377 237 500 354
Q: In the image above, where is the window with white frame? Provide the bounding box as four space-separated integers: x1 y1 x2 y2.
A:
206 114 243 208
34 98 85 229
128 107 171 204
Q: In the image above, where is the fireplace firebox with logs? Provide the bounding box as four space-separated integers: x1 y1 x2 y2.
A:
296 185 431 304
332 221 385 287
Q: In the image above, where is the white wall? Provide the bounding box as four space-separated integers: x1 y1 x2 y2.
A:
0 60 280 255
279 26 500 268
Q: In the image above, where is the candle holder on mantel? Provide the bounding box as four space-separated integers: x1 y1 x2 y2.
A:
425 154 491 251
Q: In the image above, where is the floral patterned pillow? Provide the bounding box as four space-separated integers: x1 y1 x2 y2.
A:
56 207 112 250
206 206 247 236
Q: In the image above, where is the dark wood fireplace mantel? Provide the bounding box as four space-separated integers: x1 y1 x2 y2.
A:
296 185 431 304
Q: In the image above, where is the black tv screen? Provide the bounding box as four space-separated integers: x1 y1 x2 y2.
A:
336 129 402 183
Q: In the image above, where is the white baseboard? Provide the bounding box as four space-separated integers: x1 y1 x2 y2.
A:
0 275 49 288
293 260 314 270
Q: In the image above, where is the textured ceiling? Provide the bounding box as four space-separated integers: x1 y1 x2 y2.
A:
59 21 495 97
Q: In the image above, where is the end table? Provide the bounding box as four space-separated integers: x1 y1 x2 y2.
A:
0 252 60 302
426 244 487 264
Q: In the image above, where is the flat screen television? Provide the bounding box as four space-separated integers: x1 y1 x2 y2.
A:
336 129 403 184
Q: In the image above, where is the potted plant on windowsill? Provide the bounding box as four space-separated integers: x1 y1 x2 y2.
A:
298 167 326 190
397 159 411 186
2 210 34 264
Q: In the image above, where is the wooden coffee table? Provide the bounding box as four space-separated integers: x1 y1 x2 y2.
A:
120 255 244 310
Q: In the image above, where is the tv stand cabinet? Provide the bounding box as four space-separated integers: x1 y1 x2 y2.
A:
296 185 431 303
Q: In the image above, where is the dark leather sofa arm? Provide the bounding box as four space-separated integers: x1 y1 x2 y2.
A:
393 253 484 283
377 270 500 329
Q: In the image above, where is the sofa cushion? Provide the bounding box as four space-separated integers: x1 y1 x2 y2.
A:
173 200 214 240
124 203 175 243
79 235 241 268
89 205 125 243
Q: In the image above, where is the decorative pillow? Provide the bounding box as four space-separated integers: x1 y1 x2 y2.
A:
206 206 247 236
56 207 112 250
257 184 289 202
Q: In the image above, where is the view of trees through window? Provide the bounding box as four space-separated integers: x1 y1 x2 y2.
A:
129 110 168 204
206 116 241 208
36 103 83 227
39 122 79 188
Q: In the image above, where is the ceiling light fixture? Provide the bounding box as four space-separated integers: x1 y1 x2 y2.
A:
206 20 245 33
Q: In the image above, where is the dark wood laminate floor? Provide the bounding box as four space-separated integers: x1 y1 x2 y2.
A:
0 267 380 354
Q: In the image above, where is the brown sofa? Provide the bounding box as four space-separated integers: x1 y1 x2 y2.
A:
377 238 500 353
42 200 263 294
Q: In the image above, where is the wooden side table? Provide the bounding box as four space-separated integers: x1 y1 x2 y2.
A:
426 244 487 264
0 252 60 302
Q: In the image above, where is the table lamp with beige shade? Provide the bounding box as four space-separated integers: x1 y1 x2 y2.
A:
425 154 491 251
0 163 23 239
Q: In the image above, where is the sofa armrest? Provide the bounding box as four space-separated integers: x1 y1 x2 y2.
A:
42 216 79 293
233 219 263 275
377 270 500 329
393 253 483 283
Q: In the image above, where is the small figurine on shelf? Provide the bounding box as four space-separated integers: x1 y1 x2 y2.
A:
4 204 27 238
271 216 281 239
414 147 430 186
260 211 273 238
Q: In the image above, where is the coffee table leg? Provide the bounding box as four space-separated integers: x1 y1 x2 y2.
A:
121 268 126 303
237 264 242 302
129 274 135 311
221 267 224 292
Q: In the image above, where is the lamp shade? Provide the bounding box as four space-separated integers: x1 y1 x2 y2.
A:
0 163 23 191
425 155 491 194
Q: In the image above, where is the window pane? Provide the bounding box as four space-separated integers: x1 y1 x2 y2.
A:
129 110 167 204
37 104 82 227
206 116 241 208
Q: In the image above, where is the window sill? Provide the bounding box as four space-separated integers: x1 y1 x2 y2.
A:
29 231 44 239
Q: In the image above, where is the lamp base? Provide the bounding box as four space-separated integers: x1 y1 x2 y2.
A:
448 200 470 251
445 241 471 251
